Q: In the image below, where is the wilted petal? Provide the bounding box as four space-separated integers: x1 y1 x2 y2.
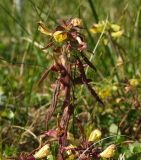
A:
45 129 58 138
71 18 83 27
38 21 52 36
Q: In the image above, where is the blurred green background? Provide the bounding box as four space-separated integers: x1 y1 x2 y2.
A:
0 0 141 159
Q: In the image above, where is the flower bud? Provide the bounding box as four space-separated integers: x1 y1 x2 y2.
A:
34 144 50 159
100 144 116 158
88 129 102 142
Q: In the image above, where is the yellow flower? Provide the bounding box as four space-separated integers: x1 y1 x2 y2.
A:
90 23 105 34
90 20 109 34
98 88 111 99
53 31 68 43
110 24 121 32
111 30 124 38
90 21 123 39
88 129 102 142
71 18 83 27
129 78 139 87
34 144 50 159
100 144 116 159
38 22 67 43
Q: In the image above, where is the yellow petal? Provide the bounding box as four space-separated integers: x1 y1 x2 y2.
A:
100 144 116 158
88 129 102 142
53 31 67 42
111 30 124 38
110 24 121 32
90 21 109 34
34 144 50 159
38 21 52 36
90 23 104 34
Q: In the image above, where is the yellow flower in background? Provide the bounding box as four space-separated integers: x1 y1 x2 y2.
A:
88 129 102 142
98 88 111 99
129 78 139 87
110 24 124 38
53 31 68 43
111 30 124 38
90 22 106 34
34 144 50 159
110 23 124 38
100 144 116 159
90 20 110 34
96 84 118 100
71 18 83 27
110 24 121 32
90 20 123 38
